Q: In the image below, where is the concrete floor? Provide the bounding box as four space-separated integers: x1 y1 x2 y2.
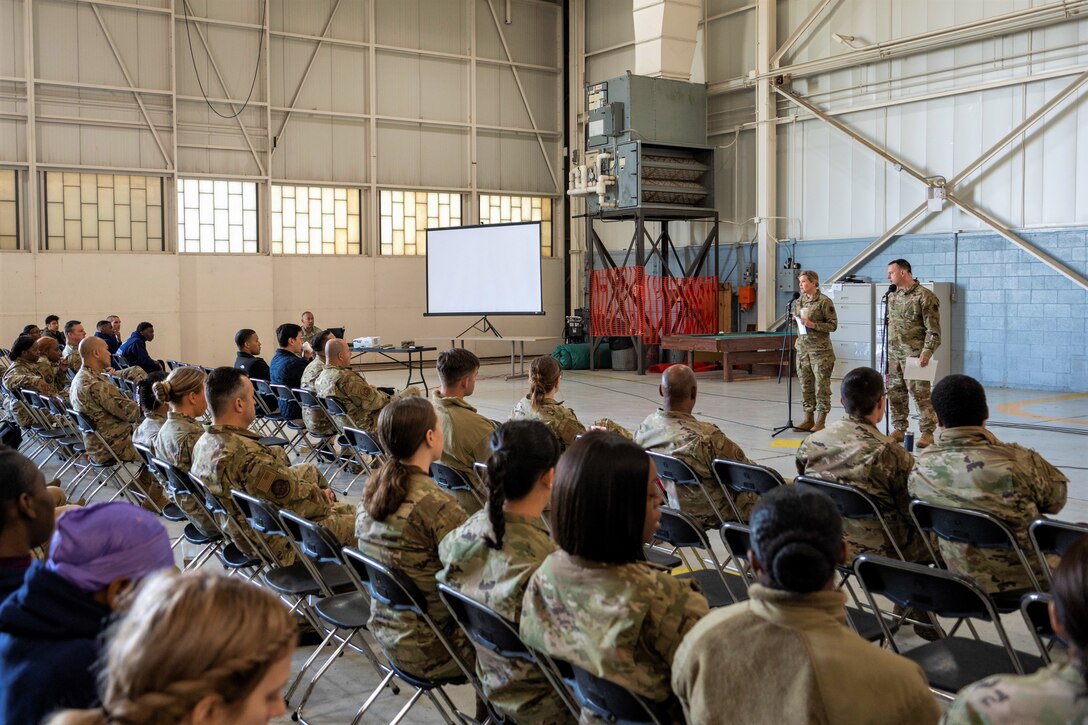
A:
56 360 1086 724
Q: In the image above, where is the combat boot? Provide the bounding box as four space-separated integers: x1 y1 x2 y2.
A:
917 431 934 449
794 411 814 432
890 429 905 444
811 411 827 433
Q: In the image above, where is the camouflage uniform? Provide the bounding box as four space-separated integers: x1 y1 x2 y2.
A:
796 416 928 561
431 391 495 514
316 366 391 435
191 424 355 566
297 357 336 436
117 366 148 383
520 550 710 724
62 344 82 373
943 662 1088 725
886 282 940 434
300 325 319 347
634 409 756 528
908 426 1067 593
794 289 838 414
355 470 473 679
36 359 68 395
2 359 50 428
133 410 166 451
69 367 167 508
154 411 217 535
510 396 586 450
438 510 573 724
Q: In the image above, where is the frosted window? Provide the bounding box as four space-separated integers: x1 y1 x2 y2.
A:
43 172 164 252
270 185 361 255
479 194 553 257
177 178 258 254
0 169 18 250
379 189 462 256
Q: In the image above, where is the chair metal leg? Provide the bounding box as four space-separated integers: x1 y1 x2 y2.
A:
285 625 339 702
388 688 427 725
350 669 399 725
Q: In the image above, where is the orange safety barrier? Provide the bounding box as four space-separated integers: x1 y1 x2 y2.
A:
590 267 717 343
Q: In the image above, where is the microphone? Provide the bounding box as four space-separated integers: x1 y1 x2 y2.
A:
790 291 801 300
883 283 896 297
788 291 800 309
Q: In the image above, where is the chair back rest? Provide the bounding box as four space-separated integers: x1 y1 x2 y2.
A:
473 461 488 486
279 509 342 564
69 408 97 434
249 379 278 414
111 354 129 369
186 471 227 516
1020 592 1055 641
294 388 322 410
430 462 474 492
148 457 181 495
271 383 296 403
795 475 879 520
910 500 1018 550
854 554 998 621
654 507 709 550
229 489 288 537
44 395 68 418
341 546 427 614
646 451 699 486
719 523 752 562
133 442 155 469
1029 519 1088 558
322 396 348 416
22 391 47 412
569 663 663 724
437 583 531 660
712 458 786 495
343 426 384 456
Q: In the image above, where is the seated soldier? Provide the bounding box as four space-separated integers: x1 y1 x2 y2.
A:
189 367 355 566
94 319 120 355
300 329 336 439
233 328 271 381
796 366 928 562
132 371 169 450
33 336 70 395
118 322 163 374
2 336 53 430
20 325 41 341
70 337 168 511
634 364 756 528
430 349 496 514
315 338 393 434
909 374 1068 594
299 310 319 348
42 315 65 347
62 320 86 372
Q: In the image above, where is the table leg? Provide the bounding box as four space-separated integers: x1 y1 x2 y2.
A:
722 353 734 382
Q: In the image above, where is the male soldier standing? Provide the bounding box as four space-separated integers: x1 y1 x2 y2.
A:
70 336 167 510
316 339 395 434
886 258 941 448
792 270 838 433
909 374 1067 593
62 320 86 372
190 367 355 566
634 365 755 528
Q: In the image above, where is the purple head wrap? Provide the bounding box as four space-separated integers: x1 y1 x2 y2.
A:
45 501 175 592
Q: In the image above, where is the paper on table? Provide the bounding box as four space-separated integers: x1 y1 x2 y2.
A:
904 356 938 383
795 317 808 336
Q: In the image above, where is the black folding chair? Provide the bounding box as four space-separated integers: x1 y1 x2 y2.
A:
430 461 484 508
178 469 261 573
292 387 339 467
270 384 310 453
249 378 293 445
1020 592 1061 664
647 451 728 528
67 407 150 509
145 457 223 570
338 425 385 493
711 458 786 524
910 500 1042 610
567 662 668 725
133 443 186 522
1028 518 1088 584
654 507 746 607
854 554 1044 697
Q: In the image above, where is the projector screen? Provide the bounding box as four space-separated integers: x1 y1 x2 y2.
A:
426 222 544 316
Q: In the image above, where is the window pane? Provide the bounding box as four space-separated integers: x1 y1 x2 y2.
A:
43 172 165 252
478 194 553 257
378 190 463 256
0 170 18 250
270 185 361 255
177 178 258 254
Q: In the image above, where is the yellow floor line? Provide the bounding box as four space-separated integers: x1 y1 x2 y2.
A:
994 392 1088 426
770 438 804 449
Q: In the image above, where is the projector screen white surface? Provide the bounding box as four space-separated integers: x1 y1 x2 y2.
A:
426 223 543 315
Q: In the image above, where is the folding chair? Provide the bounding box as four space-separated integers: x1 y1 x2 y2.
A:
430 461 485 508
41 394 93 488
338 425 385 494
647 451 728 528
1029 518 1088 584
437 583 581 722
1020 592 1061 664
909 500 1043 610
269 384 311 454
19 389 80 470
67 407 154 510
654 507 746 607
145 457 223 570
292 387 340 467
278 510 393 722
711 458 786 524
341 546 483 725
854 554 1044 697
174 468 260 573
567 662 668 725
249 378 293 444
133 443 186 522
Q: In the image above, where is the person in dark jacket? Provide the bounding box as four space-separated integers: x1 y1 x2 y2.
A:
269 323 310 420
233 328 271 381
0 501 174 724
118 322 163 374
43 316 65 347
0 448 56 599
93 320 120 355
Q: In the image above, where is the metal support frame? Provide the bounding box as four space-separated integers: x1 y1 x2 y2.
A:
754 0 776 329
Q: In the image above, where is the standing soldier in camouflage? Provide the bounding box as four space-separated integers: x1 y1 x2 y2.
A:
634 364 756 528
315 338 394 434
796 366 927 561
70 336 168 510
439 420 574 724
908 374 1067 593
431 348 495 514
2 336 53 429
62 320 86 372
792 270 838 433
885 258 941 448
190 367 355 566
510 355 628 449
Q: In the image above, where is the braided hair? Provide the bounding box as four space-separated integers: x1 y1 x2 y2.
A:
136 371 168 413
484 420 560 549
1051 534 1088 689
47 570 296 725
528 356 561 411
749 485 844 593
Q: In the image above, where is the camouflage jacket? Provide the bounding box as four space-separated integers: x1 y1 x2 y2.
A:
795 289 838 352
315 366 390 434
438 509 571 724
133 410 167 451
62 344 82 372
887 281 940 358
301 356 325 390
908 426 1067 592
36 359 68 394
943 662 1088 725
300 325 319 347
796 416 926 560
634 409 756 527
2 359 50 428
298 357 335 435
154 411 204 472
510 395 586 450
355 470 470 679
520 550 709 715
431 391 495 512
70 367 141 464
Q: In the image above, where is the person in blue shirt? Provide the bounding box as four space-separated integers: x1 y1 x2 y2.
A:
269 323 311 420
118 322 163 374
93 319 120 355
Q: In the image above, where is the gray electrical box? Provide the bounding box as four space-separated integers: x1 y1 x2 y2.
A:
777 267 799 294
586 73 707 149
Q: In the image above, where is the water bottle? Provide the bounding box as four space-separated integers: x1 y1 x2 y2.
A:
904 432 915 452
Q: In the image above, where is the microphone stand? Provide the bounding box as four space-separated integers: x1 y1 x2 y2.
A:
772 295 799 438
880 286 894 435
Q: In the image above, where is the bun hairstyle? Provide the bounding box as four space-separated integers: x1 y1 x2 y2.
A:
152 367 206 407
363 396 437 521
750 486 843 594
47 570 296 725
528 356 561 410
484 420 560 550
1052 534 1088 688
136 371 168 412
